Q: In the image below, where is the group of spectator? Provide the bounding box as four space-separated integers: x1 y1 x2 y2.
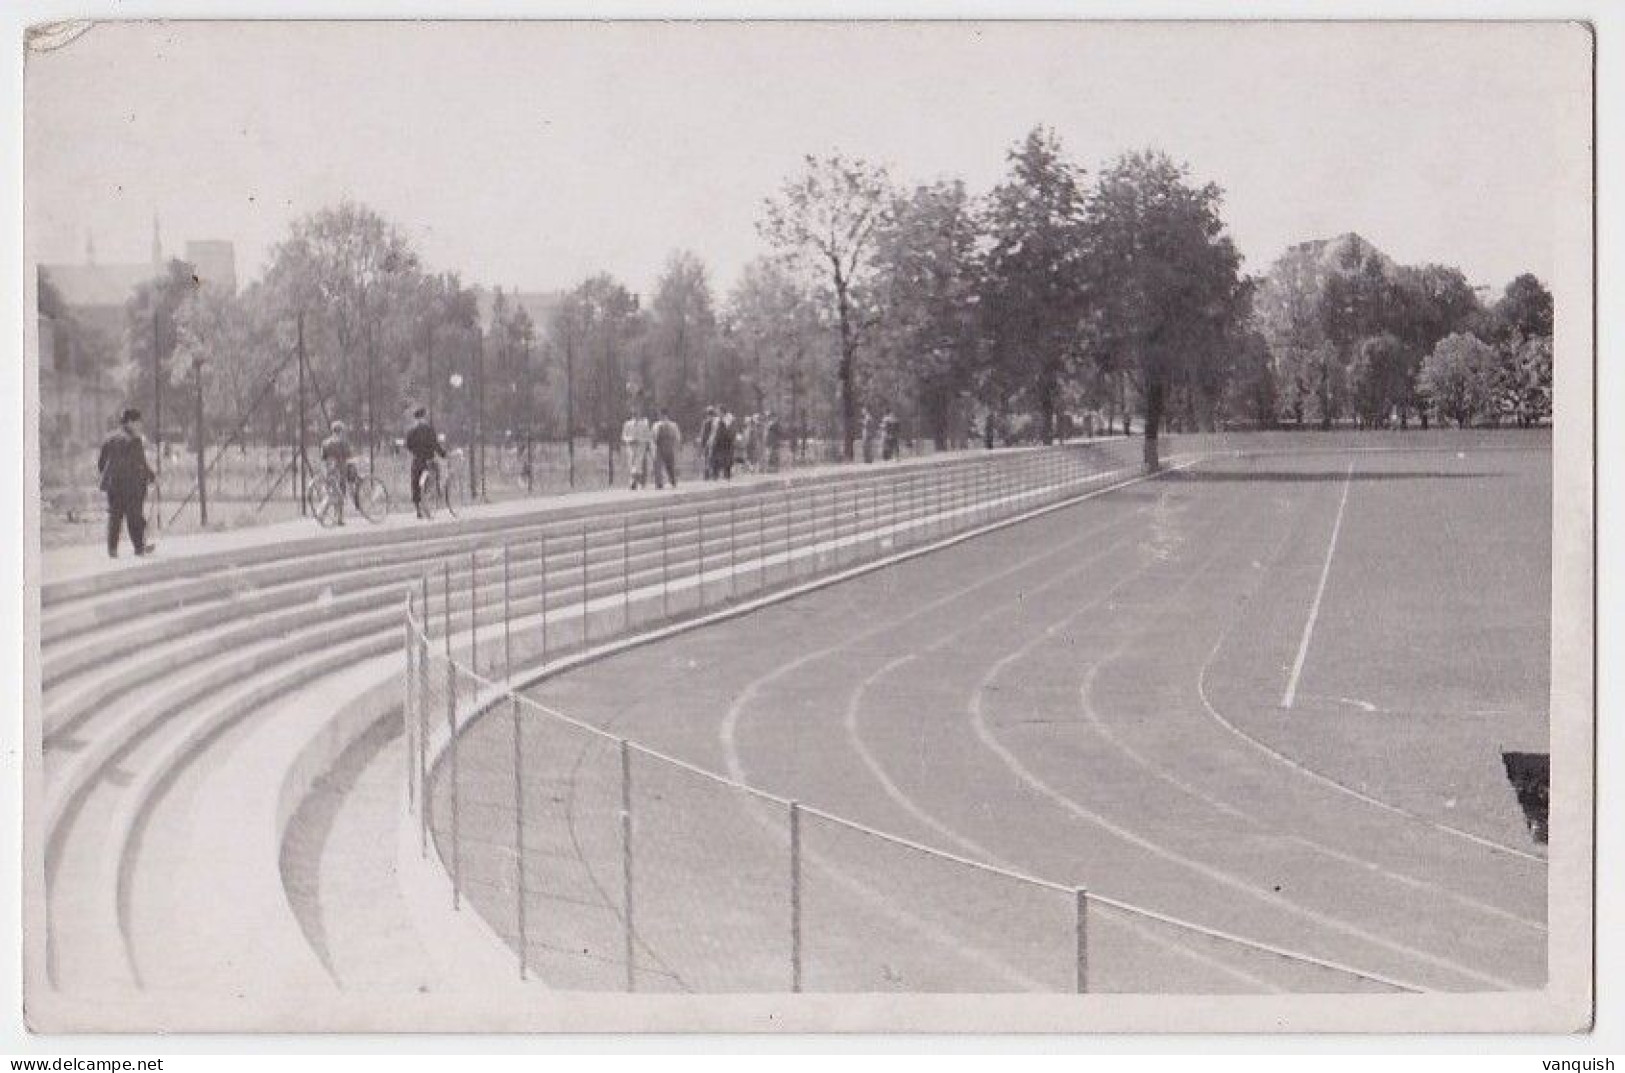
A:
698 406 783 481
619 408 684 490
859 408 903 463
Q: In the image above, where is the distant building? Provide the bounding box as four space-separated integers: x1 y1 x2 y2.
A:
36 219 237 456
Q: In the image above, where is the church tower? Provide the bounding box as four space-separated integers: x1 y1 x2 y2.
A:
151 213 163 266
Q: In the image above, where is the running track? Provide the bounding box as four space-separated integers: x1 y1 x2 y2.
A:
472 446 1550 992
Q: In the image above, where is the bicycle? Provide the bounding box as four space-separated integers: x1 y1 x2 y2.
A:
416 451 463 519
307 465 390 527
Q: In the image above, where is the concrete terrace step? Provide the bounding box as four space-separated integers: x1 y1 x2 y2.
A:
33 442 1143 1006
41 448 1043 606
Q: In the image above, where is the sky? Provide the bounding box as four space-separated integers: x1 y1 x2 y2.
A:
24 20 1587 301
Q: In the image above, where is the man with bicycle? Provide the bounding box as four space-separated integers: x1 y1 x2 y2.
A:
319 419 362 525
406 406 447 520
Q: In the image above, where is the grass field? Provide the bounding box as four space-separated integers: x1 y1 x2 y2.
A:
432 440 1551 993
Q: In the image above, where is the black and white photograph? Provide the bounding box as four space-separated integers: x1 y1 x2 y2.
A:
17 17 1594 1035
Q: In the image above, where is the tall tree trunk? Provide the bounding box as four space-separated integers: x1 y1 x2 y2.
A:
1142 378 1164 472
835 278 857 461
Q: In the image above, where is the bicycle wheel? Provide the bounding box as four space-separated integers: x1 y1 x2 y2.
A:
307 476 340 528
440 469 460 518
417 470 439 520
356 475 390 523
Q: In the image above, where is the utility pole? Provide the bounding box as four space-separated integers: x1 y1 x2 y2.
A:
366 320 377 471
427 326 437 423
194 356 208 527
471 329 484 501
297 312 308 515
565 330 576 488
475 328 486 501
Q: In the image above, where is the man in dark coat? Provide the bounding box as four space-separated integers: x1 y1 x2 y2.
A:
652 409 681 489
405 406 447 519
697 405 719 480
711 412 737 480
97 407 157 558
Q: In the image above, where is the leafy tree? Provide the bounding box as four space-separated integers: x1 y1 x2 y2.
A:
548 275 643 444
123 258 201 443
1081 149 1247 468
759 154 893 460
486 287 539 440
871 178 983 447
728 257 826 439
1496 333 1552 428
1348 332 1411 428
1420 331 1498 428
649 250 718 426
1221 325 1278 429
1491 273 1554 342
170 280 283 446
980 128 1092 446
261 201 421 457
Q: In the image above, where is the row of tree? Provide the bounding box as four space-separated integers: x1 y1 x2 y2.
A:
97 126 1552 474
1250 232 1553 432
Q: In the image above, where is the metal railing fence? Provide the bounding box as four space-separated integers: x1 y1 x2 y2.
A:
401 441 1421 993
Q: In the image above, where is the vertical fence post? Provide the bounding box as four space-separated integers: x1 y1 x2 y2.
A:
445 579 461 911
468 549 479 677
697 509 706 608
404 592 415 814
540 532 549 661
580 525 589 646
660 516 670 618
728 502 738 599
502 543 512 682
512 695 527 980
784 489 793 580
418 626 429 856
871 483 879 556
758 500 767 592
790 799 803 993
1074 887 1089 993
620 738 636 992
622 517 631 631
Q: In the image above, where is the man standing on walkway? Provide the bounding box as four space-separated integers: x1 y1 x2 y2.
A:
712 412 737 480
652 409 681 489
622 409 653 489
97 407 157 558
698 405 719 480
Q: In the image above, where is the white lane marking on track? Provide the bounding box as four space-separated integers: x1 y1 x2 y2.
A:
1066 497 1549 934
1199 627 1549 867
963 482 1524 991
972 666 1520 990
1081 665 1546 934
1192 471 1549 867
713 481 1178 990
1281 461 1354 709
844 651 1282 993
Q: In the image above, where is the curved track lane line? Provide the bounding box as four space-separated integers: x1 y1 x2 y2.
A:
963 476 1522 992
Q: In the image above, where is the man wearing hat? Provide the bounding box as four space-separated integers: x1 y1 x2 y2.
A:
97 407 157 558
